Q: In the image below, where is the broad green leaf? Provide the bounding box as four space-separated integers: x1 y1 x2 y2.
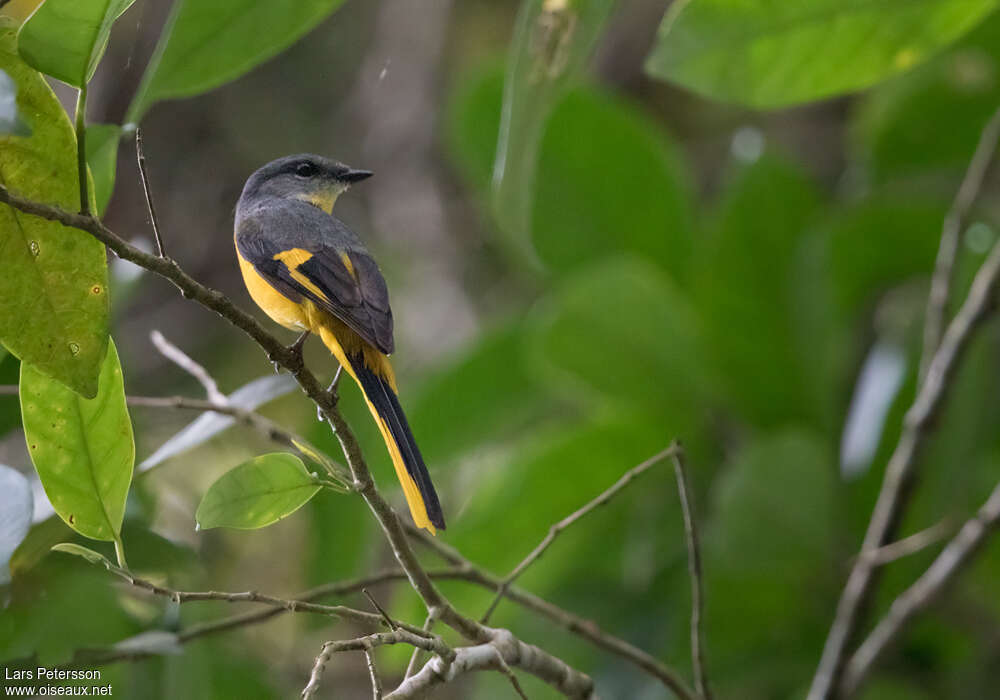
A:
530 256 706 418
694 156 823 427
51 541 111 567
447 66 504 192
195 453 321 530
17 0 136 87
86 123 120 215
492 0 615 258
851 13 1000 185
408 321 559 463
127 0 346 121
645 0 1000 108
533 87 693 283
704 431 837 693
20 339 134 541
0 67 29 135
0 463 32 583
0 20 108 398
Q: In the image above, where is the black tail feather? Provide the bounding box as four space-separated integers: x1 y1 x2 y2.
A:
350 354 446 530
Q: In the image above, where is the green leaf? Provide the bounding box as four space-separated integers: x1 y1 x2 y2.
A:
85 123 120 215
492 0 615 258
127 0 346 121
530 256 706 418
704 431 837 691
195 453 321 530
51 542 112 567
694 156 823 427
0 68 29 136
533 87 693 282
20 339 134 541
17 0 136 87
645 0 1000 108
0 463 32 583
0 21 109 398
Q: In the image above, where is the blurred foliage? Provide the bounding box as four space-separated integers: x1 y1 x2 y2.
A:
3 0 1000 698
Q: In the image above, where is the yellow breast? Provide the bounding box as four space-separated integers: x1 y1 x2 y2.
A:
236 250 309 331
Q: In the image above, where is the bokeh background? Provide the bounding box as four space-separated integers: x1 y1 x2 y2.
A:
3 0 1000 698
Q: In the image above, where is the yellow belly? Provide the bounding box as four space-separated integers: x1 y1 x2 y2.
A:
237 252 309 331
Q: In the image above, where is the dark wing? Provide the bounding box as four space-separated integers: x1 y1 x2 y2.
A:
237 213 394 354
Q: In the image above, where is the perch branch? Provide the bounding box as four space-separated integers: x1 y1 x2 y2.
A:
135 127 166 257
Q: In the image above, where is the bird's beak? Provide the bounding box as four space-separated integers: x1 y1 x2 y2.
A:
342 169 373 183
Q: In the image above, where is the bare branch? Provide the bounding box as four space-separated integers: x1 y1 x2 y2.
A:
405 525 699 700
482 444 680 623
920 104 1000 379
135 128 166 258
671 449 711 700
388 629 590 700
857 519 955 568
843 481 1000 695
405 609 439 680
364 587 398 630
810 234 1000 700
150 330 227 404
365 647 384 700
302 629 455 699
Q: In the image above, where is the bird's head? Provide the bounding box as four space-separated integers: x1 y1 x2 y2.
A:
239 154 373 214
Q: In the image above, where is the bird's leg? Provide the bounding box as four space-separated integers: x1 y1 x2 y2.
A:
317 364 344 421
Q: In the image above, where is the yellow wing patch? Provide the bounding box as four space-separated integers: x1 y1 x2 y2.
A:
339 251 356 280
272 248 330 303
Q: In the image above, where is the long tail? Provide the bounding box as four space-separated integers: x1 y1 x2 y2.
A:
316 325 445 534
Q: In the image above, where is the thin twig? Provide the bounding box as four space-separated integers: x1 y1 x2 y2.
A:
135 128 166 257
0 384 348 483
405 609 439 680
671 449 711 700
810 235 1000 700
481 444 680 624
365 647 384 700
0 185 595 698
363 587 398 630
74 87 89 215
920 104 1000 380
842 481 1000 695
150 330 227 404
856 519 955 567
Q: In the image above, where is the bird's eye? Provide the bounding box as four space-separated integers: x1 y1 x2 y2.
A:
295 162 317 178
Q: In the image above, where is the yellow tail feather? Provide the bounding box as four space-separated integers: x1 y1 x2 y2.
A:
314 321 436 534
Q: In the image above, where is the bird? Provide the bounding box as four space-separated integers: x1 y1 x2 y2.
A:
233 154 445 533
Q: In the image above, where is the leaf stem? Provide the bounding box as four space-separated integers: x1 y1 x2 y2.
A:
74 86 89 216
113 533 127 569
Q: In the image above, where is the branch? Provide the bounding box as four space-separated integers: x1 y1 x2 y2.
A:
0 384 349 484
302 629 454 699
842 480 1000 695
93 557 431 636
920 104 1000 380
387 629 587 700
482 444 680 623
150 330 227 404
671 449 711 700
810 234 1000 700
135 127 166 258
855 519 955 568
365 648 384 700
405 525 699 699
